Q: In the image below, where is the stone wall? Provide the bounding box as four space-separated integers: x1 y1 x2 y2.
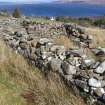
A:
0 18 105 104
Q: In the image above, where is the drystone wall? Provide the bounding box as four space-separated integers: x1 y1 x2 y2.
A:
0 18 105 104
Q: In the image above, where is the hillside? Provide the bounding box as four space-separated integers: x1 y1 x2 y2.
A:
0 15 105 105
0 40 85 105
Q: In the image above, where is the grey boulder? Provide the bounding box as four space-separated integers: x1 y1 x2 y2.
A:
61 61 76 75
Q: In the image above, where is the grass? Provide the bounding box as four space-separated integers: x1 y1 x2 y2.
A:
0 74 27 105
55 35 76 49
0 40 85 105
85 27 105 48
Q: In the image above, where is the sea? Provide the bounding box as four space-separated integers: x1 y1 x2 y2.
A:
0 3 105 17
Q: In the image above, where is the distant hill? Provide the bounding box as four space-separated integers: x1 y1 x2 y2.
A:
86 0 105 5
54 0 83 3
0 2 15 5
54 0 105 5
0 1 42 5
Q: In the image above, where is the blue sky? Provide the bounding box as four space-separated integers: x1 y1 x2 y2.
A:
0 0 56 3
0 0 88 3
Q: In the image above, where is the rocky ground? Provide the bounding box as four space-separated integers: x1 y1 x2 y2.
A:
0 17 105 105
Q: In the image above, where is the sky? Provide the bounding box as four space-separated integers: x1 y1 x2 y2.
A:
0 0 56 3
0 0 89 3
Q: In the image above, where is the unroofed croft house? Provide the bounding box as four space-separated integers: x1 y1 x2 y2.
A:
50 17 55 21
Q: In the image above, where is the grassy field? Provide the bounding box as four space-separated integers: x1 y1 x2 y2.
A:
0 40 85 105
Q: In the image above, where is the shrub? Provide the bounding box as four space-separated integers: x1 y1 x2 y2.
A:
12 8 21 18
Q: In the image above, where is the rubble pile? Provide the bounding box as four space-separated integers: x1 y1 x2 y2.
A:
64 24 92 48
22 20 67 38
0 18 105 104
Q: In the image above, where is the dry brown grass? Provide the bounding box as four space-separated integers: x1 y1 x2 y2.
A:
85 27 105 48
55 35 75 49
0 40 85 105
55 27 105 48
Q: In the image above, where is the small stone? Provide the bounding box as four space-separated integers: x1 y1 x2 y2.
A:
91 48 105 56
88 78 101 88
93 88 105 97
39 38 52 45
81 58 95 69
94 61 105 74
75 79 89 93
